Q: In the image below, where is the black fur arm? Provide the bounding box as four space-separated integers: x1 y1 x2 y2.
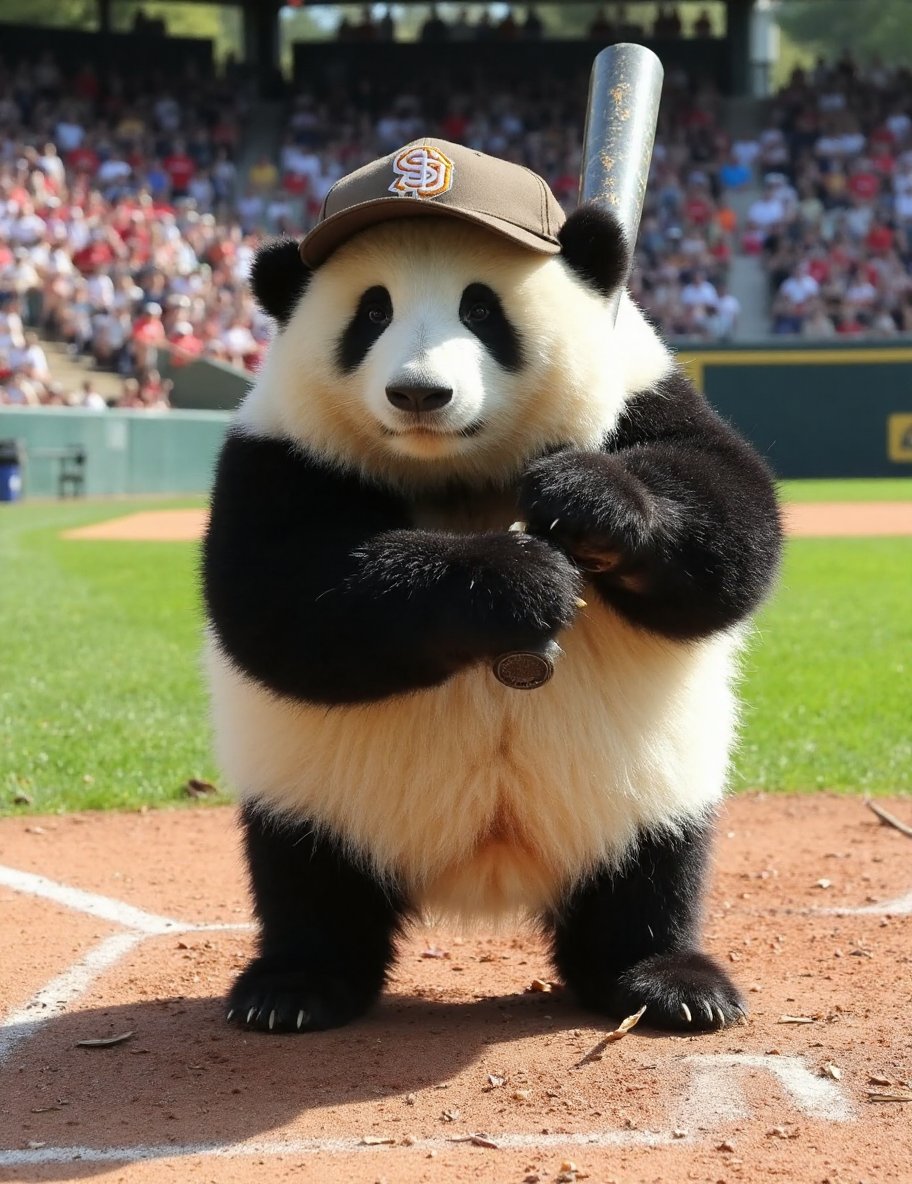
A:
519 366 782 639
203 431 581 704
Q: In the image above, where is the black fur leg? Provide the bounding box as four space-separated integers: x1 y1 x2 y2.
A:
229 803 408 1033
547 817 744 1031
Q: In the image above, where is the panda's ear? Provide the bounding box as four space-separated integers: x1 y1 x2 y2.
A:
250 239 312 327
558 203 630 299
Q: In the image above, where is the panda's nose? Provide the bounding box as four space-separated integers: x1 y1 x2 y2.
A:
385 382 453 413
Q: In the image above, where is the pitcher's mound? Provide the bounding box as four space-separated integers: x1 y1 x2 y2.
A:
64 509 209 542
61 502 912 543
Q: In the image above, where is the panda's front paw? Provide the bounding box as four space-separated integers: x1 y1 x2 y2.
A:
455 531 582 658
227 955 381 1034
520 451 655 574
611 951 746 1031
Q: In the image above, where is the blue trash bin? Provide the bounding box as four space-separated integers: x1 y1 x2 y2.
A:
0 439 23 502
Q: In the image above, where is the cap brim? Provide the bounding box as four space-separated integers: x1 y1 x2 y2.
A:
300 198 562 267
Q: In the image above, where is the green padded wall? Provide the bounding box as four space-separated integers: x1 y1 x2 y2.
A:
679 344 912 479
0 408 230 499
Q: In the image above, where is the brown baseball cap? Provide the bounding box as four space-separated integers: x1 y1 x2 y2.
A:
300 138 566 267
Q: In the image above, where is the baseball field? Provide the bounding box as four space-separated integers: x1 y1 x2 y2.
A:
1 478 910 1183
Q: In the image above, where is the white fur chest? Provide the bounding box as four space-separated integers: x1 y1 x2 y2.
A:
206 598 742 920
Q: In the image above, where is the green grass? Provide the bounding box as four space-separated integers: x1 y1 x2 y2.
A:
735 538 911 792
0 499 219 814
1 482 910 815
780 478 912 503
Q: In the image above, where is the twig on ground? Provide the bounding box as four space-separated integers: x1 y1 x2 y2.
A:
864 799 912 840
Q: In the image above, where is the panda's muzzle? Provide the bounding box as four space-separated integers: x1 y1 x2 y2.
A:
385 382 453 414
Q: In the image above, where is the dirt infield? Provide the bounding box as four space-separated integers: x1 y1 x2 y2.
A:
1 796 911 1183
63 511 209 543
783 502 912 537
62 501 912 542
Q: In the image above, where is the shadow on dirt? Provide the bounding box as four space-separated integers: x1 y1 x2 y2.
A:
0 986 621 1179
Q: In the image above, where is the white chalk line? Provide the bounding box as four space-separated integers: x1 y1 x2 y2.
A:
683 1054 852 1123
0 932 144 1063
0 863 254 934
0 859 895 1167
0 864 252 1068
0 1053 852 1168
0 865 183 934
823 888 912 916
0 1130 677 1168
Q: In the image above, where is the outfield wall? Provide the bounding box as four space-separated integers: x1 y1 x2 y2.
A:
0 408 230 499
679 342 912 479
2 340 911 496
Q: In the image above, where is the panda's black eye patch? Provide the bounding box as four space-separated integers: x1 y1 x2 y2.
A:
459 283 522 372
337 285 393 372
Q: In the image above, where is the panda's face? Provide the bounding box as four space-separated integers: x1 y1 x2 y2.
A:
243 219 665 489
331 260 524 461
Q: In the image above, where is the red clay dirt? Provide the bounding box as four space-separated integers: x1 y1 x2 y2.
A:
62 501 912 542
15 497 912 1180
1 795 911 1183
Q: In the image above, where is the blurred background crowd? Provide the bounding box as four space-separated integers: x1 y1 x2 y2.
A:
1 1 911 410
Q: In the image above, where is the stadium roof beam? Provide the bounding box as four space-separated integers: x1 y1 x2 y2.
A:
92 0 761 98
243 0 282 93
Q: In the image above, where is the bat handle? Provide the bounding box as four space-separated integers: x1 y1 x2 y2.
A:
492 640 562 691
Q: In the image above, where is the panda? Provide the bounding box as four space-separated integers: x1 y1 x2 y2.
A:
202 139 782 1036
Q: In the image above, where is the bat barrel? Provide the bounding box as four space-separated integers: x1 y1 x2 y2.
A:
580 43 665 242
579 43 664 320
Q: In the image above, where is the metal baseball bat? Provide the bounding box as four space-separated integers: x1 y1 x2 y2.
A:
492 43 664 691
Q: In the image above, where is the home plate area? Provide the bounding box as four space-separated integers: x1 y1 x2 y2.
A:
0 797 910 1184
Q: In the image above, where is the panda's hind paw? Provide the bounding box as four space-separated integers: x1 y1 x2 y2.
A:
612 950 746 1032
226 957 379 1034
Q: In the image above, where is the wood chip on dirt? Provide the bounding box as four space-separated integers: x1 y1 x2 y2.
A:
448 1134 500 1149
575 1006 647 1065
864 798 912 840
75 1031 134 1048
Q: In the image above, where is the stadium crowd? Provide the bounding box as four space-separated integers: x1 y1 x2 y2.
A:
274 58 740 339
746 56 912 337
2 46 911 408
0 53 268 408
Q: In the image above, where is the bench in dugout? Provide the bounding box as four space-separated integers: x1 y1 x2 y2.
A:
28 445 87 498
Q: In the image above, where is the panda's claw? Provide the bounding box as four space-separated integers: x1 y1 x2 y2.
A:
226 1009 235 1022
680 1003 692 1024
714 1005 726 1028
228 956 383 1033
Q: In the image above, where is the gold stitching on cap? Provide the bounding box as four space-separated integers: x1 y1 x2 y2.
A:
389 145 455 199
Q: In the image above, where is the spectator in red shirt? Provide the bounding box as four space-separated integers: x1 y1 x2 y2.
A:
131 302 166 370
847 162 880 203
163 142 196 198
865 221 894 254
68 141 100 176
168 320 204 365
684 183 714 225
73 232 118 274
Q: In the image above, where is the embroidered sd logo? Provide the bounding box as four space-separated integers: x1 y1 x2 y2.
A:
389 145 454 199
